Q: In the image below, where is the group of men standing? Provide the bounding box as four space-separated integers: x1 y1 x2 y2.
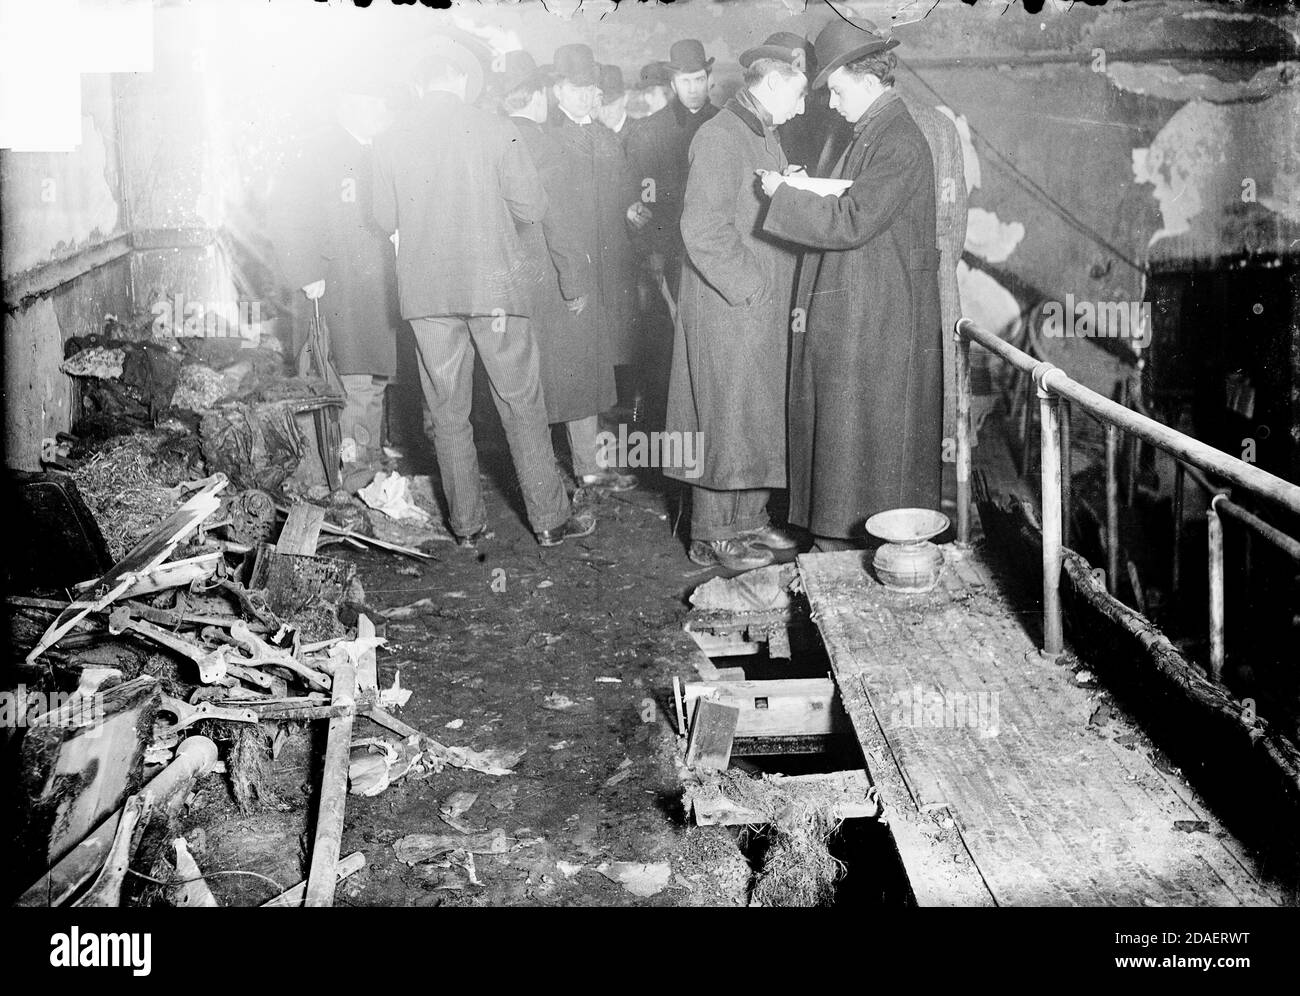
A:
271 15 945 569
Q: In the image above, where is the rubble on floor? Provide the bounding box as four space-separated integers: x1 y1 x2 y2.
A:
1 309 489 907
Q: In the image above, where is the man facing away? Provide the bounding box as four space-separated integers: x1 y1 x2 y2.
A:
663 54 808 572
371 36 594 548
759 18 943 551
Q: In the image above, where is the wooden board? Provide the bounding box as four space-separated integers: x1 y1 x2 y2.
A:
276 503 325 554
685 698 739 771
799 548 1287 907
682 678 846 739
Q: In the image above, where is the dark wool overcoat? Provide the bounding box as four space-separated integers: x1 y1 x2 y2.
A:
511 116 616 423
663 93 799 491
551 114 641 368
763 91 943 539
269 124 401 377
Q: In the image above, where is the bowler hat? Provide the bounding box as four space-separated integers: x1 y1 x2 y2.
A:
597 64 625 101
667 39 714 74
553 43 599 86
738 31 809 70
416 33 487 102
495 49 549 97
639 61 675 87
810 17 899 90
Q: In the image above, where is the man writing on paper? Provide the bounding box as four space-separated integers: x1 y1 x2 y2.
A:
759 18 943 551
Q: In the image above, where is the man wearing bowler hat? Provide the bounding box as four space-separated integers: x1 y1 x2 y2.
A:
741 31 852 174
626 39 720 295
758 18 943 551
547 43 642 490
596 64 639 147
664 48 808 572
631 62 675 119
372 35 594 548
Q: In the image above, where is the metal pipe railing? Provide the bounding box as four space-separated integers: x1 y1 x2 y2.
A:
954 317 1300 672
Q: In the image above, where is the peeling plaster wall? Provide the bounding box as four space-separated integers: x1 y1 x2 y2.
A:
4 0 1298 470
2 75 128 470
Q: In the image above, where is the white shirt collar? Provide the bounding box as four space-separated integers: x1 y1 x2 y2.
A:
560 105 593 126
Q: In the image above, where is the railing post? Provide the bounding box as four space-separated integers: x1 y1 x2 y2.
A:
1036 365 1064 657
1059 400 1072 551
1105 423 1120 595
1172 461 1184 594
955 322 972 546
1208 495 1226 681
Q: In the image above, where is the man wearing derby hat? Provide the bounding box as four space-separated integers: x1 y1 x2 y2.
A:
626 39 720 294
663 51 808 572
741 30 851 173
631 62 674 118
547 43 642 493
372 34 595 549
595 64 637 145
758 17 943 551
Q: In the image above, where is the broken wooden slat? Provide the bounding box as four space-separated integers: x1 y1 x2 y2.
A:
685 698 739 771
25 477 227 663
304 653 356 906
273 501 434 560
355 614 378 694
262 851 366 907
71 793 152 907
691 770 880 827
682 678 844 739
74 552 222 600
277 503 325 555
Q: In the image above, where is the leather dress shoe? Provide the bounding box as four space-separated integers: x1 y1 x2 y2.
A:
688 538 775 572
536 510 597 547
742 524 798 550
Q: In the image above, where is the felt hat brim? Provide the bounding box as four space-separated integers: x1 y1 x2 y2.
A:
738 44 806 69
811 36 899 91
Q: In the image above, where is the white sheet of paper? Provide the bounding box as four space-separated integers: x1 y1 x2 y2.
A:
783 175 854 196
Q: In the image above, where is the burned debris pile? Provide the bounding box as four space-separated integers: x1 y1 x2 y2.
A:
1 308 461 908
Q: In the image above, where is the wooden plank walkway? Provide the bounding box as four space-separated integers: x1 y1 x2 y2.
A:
800 548 1285 907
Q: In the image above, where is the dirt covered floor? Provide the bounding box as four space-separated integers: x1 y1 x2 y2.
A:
176 422 766 907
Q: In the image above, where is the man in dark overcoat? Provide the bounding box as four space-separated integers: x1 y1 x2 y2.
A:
663 54 808 572
270 74 402 489
546 44 641 490
760 19 943 550
497 50 632 494
625 39 720 296
371 37 593 548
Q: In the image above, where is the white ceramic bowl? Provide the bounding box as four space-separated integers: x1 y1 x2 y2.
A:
864 507 950 545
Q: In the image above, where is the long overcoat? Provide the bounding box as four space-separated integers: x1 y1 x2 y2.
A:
625 99 720 262
511 116 616 423
551 114 641 368
270 124 401 377
663 93 799 491
763 91 943 539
